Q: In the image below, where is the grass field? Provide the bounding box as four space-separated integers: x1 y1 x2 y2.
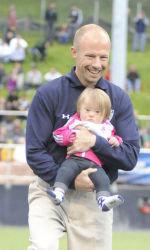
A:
0 227 150 250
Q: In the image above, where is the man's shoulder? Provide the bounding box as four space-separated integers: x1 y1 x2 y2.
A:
38 75 69 94
103 78 128 99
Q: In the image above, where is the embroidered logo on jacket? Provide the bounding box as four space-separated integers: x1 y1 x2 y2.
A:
62 114 70 120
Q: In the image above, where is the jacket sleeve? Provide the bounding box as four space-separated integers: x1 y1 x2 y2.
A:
92 93 140 172
26 90 60 184
53 124 76 146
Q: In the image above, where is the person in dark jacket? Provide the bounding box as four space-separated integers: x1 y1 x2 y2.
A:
126 64 141 93
26 24 140 250
132 10 149 52
44 2 57 43
68 5 83 40
30 40 49 62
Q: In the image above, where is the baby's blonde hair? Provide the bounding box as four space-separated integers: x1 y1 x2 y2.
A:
77 88 111 121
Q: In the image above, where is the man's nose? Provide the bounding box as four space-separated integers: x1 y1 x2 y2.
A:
92 57 102 68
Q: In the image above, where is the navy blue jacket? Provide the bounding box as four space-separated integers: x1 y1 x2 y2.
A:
135 19 146 33
26 67 140 185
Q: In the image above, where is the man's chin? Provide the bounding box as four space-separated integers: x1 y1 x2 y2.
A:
84 82 97 87
85 77 100 86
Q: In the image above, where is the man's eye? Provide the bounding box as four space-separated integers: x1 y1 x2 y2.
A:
87 55 94 58
100 57 108 61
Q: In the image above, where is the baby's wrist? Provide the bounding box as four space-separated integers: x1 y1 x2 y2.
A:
90 134 96 147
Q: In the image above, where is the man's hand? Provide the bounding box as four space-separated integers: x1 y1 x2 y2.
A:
67 126 96 155
74 168 97 191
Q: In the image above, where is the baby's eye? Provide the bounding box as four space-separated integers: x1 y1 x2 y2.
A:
86 108 90 112
96 110 100 114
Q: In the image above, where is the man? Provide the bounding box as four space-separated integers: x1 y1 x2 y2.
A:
127 64 141 93
26 24 140 250
68 5 83 39
44 2 57 43
132 10 149 52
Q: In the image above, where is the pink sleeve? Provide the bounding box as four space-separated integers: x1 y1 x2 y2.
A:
53 125 76 146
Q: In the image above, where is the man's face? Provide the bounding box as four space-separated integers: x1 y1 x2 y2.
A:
71 34 110 87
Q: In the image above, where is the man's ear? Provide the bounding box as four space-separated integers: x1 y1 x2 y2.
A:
71 46 77 58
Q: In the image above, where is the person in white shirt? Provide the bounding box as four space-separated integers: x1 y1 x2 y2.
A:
0 39 11 62
25 64 42 89
9 34 28 62
44 67 62 82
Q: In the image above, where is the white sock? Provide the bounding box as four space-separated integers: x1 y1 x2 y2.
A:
98 194 124 212
54 188 65 200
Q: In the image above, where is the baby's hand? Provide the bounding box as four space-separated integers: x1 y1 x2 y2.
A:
74 125 84 130
108 136 120 147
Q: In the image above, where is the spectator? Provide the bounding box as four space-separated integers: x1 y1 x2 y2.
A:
143 127 150 148
0 63 6 88
132 10 149 52
4 28 16 45
56 24 70 44
9 118 25 144
139 127 146 148
138 197 150 214
25 64 42 89
5 89 19 110
134 110 145 148
126 64 141 93
7 5 17 31
11 62 25 90
6 71 17 93
0 39 11 62
30 40 49 62
44 67 62 82
44 2 57 43
104 64 111 81
9 34 28 63
68 5 83 40
18 93 30 111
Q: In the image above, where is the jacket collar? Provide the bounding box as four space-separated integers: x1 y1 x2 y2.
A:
66 66 108 90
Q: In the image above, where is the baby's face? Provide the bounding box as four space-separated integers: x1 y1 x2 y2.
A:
79 102 103 123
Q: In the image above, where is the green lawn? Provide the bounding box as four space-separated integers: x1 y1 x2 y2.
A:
0 227 150 250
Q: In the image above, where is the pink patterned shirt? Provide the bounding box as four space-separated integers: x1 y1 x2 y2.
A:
53 113 122 166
